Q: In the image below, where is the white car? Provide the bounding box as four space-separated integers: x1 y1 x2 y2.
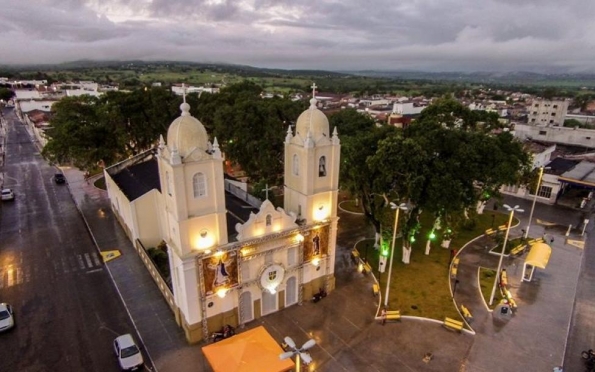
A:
0 303 14 332
113 334 144 371
1 189 15 201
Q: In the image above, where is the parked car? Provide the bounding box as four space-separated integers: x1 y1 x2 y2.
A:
54 173 66 184
1 189 15 201
113 334 144 371
0 303 14 332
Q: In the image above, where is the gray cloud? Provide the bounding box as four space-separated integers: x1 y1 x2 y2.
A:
0 0 593 72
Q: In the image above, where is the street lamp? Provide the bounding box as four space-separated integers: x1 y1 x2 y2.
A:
385 202 408 307
489 204 523 306
524 166 550 239
279 336 316 372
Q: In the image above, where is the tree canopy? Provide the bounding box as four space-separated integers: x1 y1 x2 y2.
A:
42 82 306 183
340 98 531 262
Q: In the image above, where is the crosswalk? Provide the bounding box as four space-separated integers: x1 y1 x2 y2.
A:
0 252 103 289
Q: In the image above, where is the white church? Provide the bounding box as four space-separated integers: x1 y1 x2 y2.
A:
104 87 341 343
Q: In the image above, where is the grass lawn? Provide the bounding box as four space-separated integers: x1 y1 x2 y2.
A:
479 268 503 309
93 176 106 190
355 211 509 321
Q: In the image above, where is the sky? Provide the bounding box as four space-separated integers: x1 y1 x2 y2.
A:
1 0 595 73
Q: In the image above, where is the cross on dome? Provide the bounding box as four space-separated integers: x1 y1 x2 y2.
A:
309 82 318 108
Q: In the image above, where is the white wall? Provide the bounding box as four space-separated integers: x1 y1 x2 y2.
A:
513 124 595 148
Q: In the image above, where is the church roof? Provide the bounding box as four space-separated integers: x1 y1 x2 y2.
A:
111 156 161 201
109 155 259 239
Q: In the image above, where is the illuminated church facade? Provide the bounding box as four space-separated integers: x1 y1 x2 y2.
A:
104 87 341 343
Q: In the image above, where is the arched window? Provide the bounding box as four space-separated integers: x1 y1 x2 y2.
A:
193 172 207 198
318 156 327 177
266 214 272 226
292 154 299 176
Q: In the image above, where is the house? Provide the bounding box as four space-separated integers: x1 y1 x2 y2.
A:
104 88 340 343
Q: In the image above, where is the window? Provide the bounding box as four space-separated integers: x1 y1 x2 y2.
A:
531 119 536 122
553 105 558 108
549 120 554 124
298 205 302 218
266 214 272 226
534 104 539 107
551 113 556 116
318 156 326 177
537 186 552 199
193 173 207 198
539 130 547 135
292 154 299 176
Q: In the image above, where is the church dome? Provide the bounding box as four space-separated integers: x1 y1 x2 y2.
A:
167 102 209 158
295 98 329 141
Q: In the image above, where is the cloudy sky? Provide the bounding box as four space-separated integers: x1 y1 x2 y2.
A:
1 0 594 72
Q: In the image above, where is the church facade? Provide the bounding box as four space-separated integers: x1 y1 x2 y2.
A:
104 89 341 343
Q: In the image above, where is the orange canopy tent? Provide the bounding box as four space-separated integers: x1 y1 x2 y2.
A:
202 326 295 372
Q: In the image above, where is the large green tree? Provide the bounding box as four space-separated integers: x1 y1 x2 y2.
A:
42 88 183 170
345 98 531 263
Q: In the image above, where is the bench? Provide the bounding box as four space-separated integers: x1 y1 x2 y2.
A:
363 262 372 274
351 249 360 259
376 310 401 323
500 270 508 287
385 310 401 321
460 305 473 321
484 228 496 236
497 224 507 231
450 257 460 279
443 317 464 332
527 238 544 245
372 283 379 296
510 244 526 257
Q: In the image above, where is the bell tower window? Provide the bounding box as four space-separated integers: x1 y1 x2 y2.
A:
318 156 326 177
266 214 272 226
193 172 207 198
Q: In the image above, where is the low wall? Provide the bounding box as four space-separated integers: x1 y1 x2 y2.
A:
134 239 180 323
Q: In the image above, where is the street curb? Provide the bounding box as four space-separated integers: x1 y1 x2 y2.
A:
338 200 365 215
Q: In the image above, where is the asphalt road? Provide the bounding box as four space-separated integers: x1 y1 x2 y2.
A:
0 108 151 372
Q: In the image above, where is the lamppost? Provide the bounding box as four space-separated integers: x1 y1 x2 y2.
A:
524 166 549 239
279 336 316 372
489 204 523 306
385 202 408 307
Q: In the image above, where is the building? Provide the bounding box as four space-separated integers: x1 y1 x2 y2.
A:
104 89 340 343
527 99 568 126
